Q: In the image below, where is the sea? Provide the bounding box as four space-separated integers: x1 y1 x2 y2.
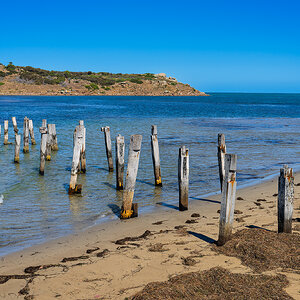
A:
0 93 300 256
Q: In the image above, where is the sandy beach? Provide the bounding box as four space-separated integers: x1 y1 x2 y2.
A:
1 173 299 299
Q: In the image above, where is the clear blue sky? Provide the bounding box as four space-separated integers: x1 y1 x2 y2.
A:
1 0 300 93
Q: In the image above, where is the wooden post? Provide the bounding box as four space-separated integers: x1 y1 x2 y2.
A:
28 120 36 145
115 134 125 190
69 125 83 194
23 117 30 153
42 119 47 129
14 134 21 163
101 126 113 171
217 153 237 246
178 146 189 211
46 124 52 161
79 121 86 173
47 124 58 151
120 134 142 219
151 125 162 186
278 165 294 233
217 133 226 192
39 133 48 175
3 120 9 145
12 117 18 135
39 120 47 175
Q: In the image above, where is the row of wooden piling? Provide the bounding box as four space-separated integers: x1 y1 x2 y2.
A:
216 134 295 245
1 119 295 246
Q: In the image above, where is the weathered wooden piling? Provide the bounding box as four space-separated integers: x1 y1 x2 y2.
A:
120 134 142 219
217 153 237 246
12 117 18 135
28 120 36 145
42 119 47 129
47 124 58 151
101 126 114 171
14 134 21 163
79 121 86 173
23 117 30 153
39 133 48 175
278 165 294 233
217 133 226 192
69 125 84 194
3 120 9 145
115 134 125 190
45 124 53 161
151 125 162 186
39 120 48 175
178 146 189 211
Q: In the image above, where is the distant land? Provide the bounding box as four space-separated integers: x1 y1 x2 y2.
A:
0 62 207 96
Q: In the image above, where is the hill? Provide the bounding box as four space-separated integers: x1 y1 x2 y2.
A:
0 62 207 96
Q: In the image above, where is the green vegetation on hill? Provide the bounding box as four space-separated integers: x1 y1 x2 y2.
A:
0 62 155 86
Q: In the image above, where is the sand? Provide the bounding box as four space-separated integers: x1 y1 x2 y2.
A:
1 174 300 299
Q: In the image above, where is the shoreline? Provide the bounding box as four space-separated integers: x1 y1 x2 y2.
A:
1 173 300 299
1 168 298 258
0 94 209 97
1 167 300 258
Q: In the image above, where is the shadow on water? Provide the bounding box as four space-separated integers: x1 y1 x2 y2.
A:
190 197 221 204
108 204 121 217
63 183 69 193
188 231 216 244
103 182 115 190
156 202 179 211
136 179 155 187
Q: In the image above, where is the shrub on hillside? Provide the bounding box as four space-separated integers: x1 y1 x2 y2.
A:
85 83 99 90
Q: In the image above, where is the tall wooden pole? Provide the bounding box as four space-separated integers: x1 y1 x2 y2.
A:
46 124 52 161
217 153 237 246
278 165 294 233
39 134 48 175
217 133 226 192
23 117 30 153
178 145 189 211
3 120 9 145
115 134 125 190
121 134 142 219
47 124 58 151
12 117 18 135
151 125 162 186
28 120 36 145
69 125 83 194
39 120 48 175
101 126 113 171
79 121 86 173
14 134 21 163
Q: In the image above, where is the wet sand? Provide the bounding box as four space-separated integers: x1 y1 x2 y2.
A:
1 174 300 299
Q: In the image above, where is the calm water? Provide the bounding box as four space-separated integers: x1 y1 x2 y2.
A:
0 93 300 256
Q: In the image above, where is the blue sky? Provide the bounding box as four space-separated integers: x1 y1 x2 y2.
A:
1 0 300 92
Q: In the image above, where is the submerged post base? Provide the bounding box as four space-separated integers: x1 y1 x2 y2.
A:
120 203 138 219
68 184 82 195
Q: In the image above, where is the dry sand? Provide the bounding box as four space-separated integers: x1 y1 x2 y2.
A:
1 174 300 299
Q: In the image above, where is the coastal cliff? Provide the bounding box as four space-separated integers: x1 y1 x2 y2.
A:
0 63 207 96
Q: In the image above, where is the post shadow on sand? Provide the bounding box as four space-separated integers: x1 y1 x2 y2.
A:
246 225 271 232
188 231 216 244
189 197 221 204
156 202 179 211
108 204 121 217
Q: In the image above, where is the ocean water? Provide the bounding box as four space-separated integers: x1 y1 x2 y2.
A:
0 93 300 256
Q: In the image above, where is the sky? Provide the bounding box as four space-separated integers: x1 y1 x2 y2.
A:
1 0 300 93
